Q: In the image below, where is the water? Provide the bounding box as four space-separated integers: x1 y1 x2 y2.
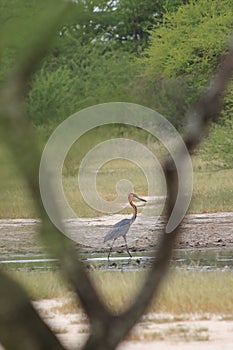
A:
0 215 232 271
82 248 233 271
0 254 59 270
0 248 232 271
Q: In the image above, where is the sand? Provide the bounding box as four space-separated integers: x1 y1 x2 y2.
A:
0 212 232 349
0 212 232 255
21 298 233 350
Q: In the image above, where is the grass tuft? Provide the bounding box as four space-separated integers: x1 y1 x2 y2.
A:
91 270 233 315
1 143 233 218
9 270 73 301
165 325 209 342
126 330 164 342
50 301 80 315
7 269 233 316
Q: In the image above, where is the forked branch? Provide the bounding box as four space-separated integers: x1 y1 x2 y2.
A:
0 3 233 349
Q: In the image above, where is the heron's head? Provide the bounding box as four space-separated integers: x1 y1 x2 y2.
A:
128 193 147 203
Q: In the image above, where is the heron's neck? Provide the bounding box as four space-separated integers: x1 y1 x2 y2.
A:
130 201 137 219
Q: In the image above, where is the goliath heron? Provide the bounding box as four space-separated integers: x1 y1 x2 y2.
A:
104 193 147 259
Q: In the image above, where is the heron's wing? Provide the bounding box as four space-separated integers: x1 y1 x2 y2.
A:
104 218 132 243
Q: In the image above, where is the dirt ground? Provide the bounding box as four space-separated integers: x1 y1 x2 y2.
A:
0 212 233 255
0 295 231 349
0 213 232 349
0 296 232 350
11 298 233 350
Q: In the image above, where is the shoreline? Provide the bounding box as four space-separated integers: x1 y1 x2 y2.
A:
6 298 231 350
0 212 232 256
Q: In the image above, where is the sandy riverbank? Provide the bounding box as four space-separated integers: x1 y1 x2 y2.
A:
5 297 230 350
0 212 232 255
0 213 232 349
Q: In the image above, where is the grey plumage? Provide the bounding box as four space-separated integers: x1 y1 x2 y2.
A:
104 217 135 243
104 193 146 259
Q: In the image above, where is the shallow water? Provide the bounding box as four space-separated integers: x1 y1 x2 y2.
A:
0 213 232 271
0 247 232 271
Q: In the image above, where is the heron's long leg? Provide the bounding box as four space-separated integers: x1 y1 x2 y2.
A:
123 235 132 258
108 239 116 260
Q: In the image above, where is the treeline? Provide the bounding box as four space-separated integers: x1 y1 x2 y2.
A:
1 0 233 157
25 0 188 126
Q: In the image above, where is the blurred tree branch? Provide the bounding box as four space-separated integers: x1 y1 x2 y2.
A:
0 1 233 349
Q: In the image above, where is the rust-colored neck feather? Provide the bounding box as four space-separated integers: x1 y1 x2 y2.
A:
129 201 137 219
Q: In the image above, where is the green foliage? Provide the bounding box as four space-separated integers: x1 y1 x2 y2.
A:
198 115 233 169
62 0 166 54
0 0 73 57
28 66 76 125
0 0 41 49
1 0 232 168
163 0 189 13
135 0 233 131
132 75 191 130
141 0 233 90
28 42 135 125
0 0 195 128
109 0 165 54
0 0 39 82
0 48 15 83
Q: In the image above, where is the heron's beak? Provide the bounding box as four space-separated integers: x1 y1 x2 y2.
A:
133 194 147 202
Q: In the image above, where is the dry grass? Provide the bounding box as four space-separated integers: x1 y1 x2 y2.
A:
153 269 233 314
143 314 191 324
164 325 209 342
62 160 152 217
7 267 233 316
50 326 68 335
126 329 164 341
220 315 233 321
90 270 233 315
126 324 209 342
190 168 233 213
50 301 80 315
0 142 233 218
9 270 73 301
7 269 231 345
90 270 145 313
